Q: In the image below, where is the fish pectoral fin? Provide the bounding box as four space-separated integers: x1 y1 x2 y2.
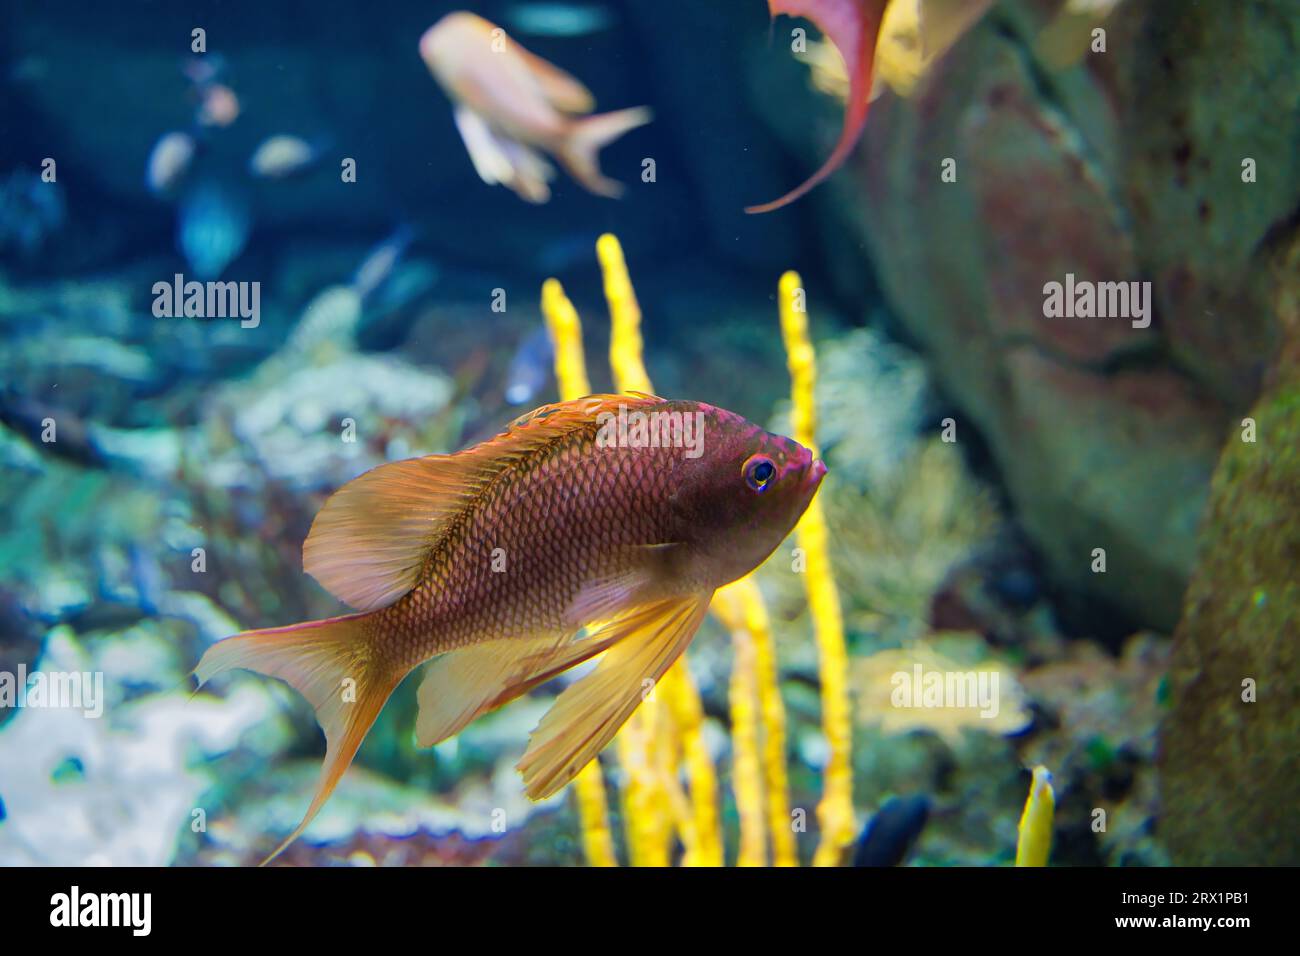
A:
517 47 596 114
516 591 713 800
414 630 624 748
563 548 679 624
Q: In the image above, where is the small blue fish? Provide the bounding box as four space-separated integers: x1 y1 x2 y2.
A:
176 181 250 279
853 794 930 867
505 327 555 405
505 2 615 37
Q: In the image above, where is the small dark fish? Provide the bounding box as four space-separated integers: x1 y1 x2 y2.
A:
852 794 930 867
505 327 555 405
0 389 106 469
0 169 66 259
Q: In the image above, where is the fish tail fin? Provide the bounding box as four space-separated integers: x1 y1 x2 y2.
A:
194 611 405 864
559 106 653 198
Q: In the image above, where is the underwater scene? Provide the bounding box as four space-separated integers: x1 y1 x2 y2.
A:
0 0 1297 879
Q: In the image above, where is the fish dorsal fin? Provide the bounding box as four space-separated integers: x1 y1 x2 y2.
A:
303 393 665 611
517 47 596 114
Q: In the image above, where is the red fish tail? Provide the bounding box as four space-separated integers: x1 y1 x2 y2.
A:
194 612 406 864
746 0 890 214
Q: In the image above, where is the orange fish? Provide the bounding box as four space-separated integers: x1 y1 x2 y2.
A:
419 12 651 203
747 0 891 214
196 394 825 859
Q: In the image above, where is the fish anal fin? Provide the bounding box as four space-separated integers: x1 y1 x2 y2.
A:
517 592 713 800
415 630 624 747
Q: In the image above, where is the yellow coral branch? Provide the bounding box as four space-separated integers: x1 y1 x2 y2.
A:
778 270 855 867
1016 766 1056 867
713 584 768 866
732 576 797 866
599 232 722 865
598 233 653 395
573 762 618 867
540 275 618 868
542 278 592 398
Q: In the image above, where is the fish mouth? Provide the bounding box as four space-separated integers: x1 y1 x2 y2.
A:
803 458 828 491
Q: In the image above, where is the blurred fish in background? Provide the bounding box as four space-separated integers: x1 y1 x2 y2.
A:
419 11 651 203
505 2 615 37
145 131 198 197
248 134 327 180
195 81 240 128
176 180 251 279
853 794 931 867
0 169 66 261
352 225 417 303
504 327 555 405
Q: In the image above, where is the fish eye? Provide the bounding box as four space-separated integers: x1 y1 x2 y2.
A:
743 455 776 493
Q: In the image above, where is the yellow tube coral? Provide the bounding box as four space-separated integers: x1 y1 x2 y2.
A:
778 270 855 867
713 584 767 866
1016 766 1056 867
540 276 618 868
599 232 723 866
736 577 797 866
573 762 618 867
541 278 592 399
598 233 653 395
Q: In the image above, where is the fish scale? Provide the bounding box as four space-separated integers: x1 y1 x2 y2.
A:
376 420 681 668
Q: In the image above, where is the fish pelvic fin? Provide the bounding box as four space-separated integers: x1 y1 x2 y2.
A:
558 106 653 198
517 591 713 800
194 612 406 865
745 0 890 214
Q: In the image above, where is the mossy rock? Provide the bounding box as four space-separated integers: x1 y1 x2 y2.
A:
1158 246 1300 864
